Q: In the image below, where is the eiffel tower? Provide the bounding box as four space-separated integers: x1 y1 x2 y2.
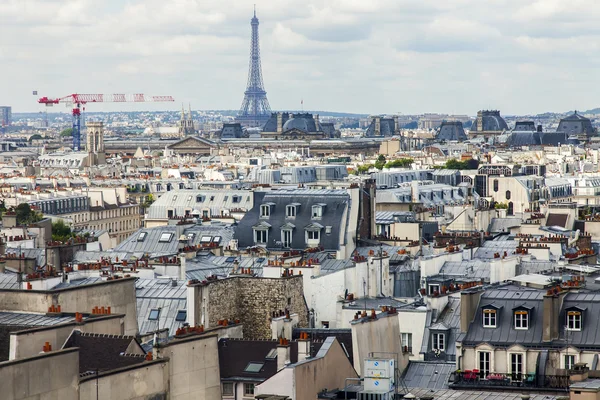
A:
236 7 271 128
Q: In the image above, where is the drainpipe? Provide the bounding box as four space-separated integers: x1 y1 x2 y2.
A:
379 244 385 297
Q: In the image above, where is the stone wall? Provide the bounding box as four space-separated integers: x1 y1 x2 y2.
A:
207 275 307 339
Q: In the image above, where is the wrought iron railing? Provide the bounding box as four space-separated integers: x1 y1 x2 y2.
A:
450 371 569 391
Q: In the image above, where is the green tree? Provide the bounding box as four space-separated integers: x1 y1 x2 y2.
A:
15 203 42 226
385 158 414 169
357 164 374 174
52 220 73 242
28 134 43 142
60 128 74 137
374 154 387 170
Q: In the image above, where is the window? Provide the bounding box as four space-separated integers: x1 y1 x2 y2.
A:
244 383 255 396
510 353 523 375
567 311 582 331
325 226 332 234
312 205 323 218
261 204 271 217
175 310 186 322
432 333 445 351
200 236 212 243
282 230 293 247
428 284 440 296
244 362 264 373
202 210 209 218
286 205 297 217
479 351 491 377
307 230 320 240
483 309 497 328
254 229 268 244
265 348 278 360
505 190 511 200
493 179 499 192
148 309 160 320
401 333 412 353
514 311 529 330
222 382 234 397
232 196 241 203
137 232 147 242
212 236 222 244
565 354 576 370
159 232 173 243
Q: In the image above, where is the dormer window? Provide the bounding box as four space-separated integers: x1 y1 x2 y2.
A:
567 309 583 331
286 203 300 218
312 204 325 218
260 203 275 218
196 195 205 203
261 205 270 217
514 310 529 330
483 309 497 328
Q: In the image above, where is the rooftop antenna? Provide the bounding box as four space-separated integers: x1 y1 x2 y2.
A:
301 99 304 112
254 4 256 17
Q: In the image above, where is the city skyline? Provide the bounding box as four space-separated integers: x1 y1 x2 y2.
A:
1 0 599 114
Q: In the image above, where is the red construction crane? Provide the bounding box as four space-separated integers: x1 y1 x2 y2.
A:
38 93 175 151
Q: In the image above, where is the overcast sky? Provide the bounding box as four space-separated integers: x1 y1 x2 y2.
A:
1 0 599 115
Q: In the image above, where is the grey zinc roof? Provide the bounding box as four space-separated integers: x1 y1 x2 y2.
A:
437 260 490 281
488 217 522 233
234 189 350 251
136 278 187 336
0 273 19 289
114 224 235 258
473 240 519 259
146 189 254 220
402 361 455 389
0 311 75 326
462 288 546 347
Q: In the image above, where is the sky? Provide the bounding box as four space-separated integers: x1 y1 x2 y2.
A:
1 0 599 115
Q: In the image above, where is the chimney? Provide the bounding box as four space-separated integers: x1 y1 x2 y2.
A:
460 289 483 333
411 181 420 203
277 339 291 371
186 282 200 327
297 332 311 361
179 254 186 281
314 114 320 129
543 290 566 342
277 113 283 133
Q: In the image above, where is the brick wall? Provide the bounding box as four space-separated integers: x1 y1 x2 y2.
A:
207 275 307 339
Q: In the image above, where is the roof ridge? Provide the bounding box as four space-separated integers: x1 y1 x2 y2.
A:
79 332 135 340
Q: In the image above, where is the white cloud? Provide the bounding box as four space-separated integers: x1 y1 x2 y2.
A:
1 0 600 114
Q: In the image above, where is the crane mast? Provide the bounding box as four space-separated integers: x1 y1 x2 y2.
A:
38 93 175 151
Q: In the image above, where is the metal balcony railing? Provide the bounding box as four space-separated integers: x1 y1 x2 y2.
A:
450 371 569 391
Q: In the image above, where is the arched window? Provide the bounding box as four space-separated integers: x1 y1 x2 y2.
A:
493 179 499 192
505 190 511 200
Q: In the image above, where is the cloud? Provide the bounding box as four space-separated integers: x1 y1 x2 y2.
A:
1 0 600 114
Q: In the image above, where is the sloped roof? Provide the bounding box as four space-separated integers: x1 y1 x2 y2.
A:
63 330 145 374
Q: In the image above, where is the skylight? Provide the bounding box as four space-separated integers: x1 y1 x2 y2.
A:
175 310 187 322
137 232 147 242
225 256 236 263
244 362 264 373
265 348 277 360
159 233 173 243
212 236 222 244
200 236 212 243
148 309 160 320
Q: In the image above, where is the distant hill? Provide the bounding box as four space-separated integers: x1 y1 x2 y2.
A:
210 110 368 118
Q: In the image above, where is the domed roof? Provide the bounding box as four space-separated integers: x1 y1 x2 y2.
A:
436 121 467 141
473 110 509 132
556 111 595 136
283 117 309 132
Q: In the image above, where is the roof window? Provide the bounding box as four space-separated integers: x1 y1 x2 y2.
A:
137 232 147 242
176 310 186 322
148 309 160 320
244 362 265 373
159 233 173 243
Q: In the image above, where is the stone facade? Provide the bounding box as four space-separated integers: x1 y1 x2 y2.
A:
206 276 308 340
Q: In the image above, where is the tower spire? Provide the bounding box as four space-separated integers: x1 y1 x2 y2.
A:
236 7 271 128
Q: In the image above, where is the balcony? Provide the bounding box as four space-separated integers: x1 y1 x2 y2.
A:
450 371 569 391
